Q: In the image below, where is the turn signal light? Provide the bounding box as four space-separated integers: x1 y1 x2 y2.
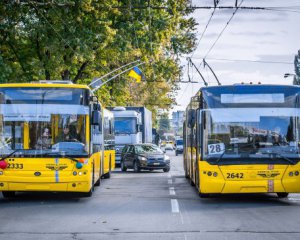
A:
78 159 85 163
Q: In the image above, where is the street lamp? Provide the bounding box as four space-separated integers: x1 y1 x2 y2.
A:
284 73 296 78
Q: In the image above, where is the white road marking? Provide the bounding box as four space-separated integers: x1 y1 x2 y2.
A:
288 197 300 202
168 173 172 178
171 199 180 213
169 187 176 196
168 179 173 184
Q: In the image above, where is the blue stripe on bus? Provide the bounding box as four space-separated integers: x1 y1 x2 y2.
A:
55 158 59 183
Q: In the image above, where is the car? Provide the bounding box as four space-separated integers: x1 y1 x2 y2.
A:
120 144 170 173
175 139 183 156
165 141 174 150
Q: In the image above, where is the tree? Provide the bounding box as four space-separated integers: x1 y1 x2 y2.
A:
0 0 197 113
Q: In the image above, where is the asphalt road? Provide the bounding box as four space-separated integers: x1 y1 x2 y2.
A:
1 151 300 240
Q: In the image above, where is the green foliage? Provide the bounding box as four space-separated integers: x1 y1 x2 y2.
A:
0 0 196 113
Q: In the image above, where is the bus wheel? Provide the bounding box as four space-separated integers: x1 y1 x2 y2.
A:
199 192 210 198
277 192 289 198
103 171 111 179
103 159 111 179
82 189 93 198
2 191 16 199
189 178 195 186
95 175 101 186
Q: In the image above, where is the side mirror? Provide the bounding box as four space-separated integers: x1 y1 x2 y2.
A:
188 109 196 128
92 110 101 125
136 124 142 132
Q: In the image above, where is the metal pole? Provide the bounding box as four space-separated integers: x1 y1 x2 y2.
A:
188 58 208 86
203 59 221 85
89 59 141 87
91 62 146 93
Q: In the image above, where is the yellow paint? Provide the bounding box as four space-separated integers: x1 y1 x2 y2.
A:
194 160 300 194
23 122 29 149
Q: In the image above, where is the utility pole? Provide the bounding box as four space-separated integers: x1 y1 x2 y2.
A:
294 50 300 85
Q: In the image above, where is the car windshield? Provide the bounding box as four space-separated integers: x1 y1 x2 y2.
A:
135 145 163 154
203 108 300 164
114 117 136 134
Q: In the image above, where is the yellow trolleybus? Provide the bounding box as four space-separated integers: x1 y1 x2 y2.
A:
0 81 115 198
184 84 300 198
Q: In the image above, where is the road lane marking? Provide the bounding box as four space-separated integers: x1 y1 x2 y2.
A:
171 199 180 213
168 179 172 184
169 187 176 196
168 173 172 178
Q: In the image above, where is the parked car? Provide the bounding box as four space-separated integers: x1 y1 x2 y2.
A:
121 144 170 172
175 139 183 156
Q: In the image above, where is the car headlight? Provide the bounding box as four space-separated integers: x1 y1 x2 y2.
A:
139 156 147 161
164 155 170 161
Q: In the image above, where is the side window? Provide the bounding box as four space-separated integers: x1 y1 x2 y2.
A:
122 146 128 154
128 145 134 154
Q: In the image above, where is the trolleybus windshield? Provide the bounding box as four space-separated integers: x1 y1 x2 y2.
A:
203 108 300 165
0 88 89 157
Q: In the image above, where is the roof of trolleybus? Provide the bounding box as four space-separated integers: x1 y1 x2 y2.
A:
0 83 90 90
200 84 300 109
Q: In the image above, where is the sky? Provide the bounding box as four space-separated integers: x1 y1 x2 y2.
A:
173 0 300 113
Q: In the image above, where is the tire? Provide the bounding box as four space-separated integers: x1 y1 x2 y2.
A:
133 161 140 173
199 192 210 198
175 151 178 156
94 175 101 186
103 171 111 179
103 158 111 179
2 191 16 198
81 189 93 198
121 161 127 172
189 178 195 186
277 192 289 198
163 167 170 172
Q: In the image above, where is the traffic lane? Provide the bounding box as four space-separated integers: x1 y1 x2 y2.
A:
169 151 300 237
0 167 183 235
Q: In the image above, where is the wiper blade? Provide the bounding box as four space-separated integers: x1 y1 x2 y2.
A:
272 153 297 165
259 152 297 165
0 149 26 161
216 150 227 163
43 152 80 163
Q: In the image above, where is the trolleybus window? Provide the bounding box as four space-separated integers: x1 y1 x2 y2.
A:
203 108 300 164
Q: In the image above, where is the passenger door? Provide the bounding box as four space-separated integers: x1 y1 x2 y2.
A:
125 145 135 167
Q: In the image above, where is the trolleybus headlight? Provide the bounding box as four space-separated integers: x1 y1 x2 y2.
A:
207 171 212 176
289 172 293 177
73 171 77 176
78 172 83 176
295 171 299 176
0 160 8 170
213 172 218 177
76 162 83 169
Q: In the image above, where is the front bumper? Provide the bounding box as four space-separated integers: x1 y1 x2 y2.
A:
140 160 170 170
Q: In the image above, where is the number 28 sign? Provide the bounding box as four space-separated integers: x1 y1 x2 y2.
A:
208 143 225 155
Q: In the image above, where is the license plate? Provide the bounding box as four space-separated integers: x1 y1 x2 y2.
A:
153 163 160 165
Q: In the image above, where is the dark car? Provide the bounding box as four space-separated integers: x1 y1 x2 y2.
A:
175 139 183 156
120 144 170 172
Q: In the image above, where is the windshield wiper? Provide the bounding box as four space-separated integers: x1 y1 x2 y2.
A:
215 150 228 163
270 152 296 165
0 149 27 161
43 152 82 163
